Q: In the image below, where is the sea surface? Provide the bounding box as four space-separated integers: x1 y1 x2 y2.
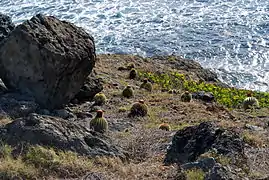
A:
0 0 268 91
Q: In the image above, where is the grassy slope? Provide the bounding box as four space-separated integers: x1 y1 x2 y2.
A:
0 54 269 179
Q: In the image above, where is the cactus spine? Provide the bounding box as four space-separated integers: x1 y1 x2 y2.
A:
129 100 148 117
90 110 108 133
243 93 259 110
180 91 192 102
140 78 153 92
122 85 134 98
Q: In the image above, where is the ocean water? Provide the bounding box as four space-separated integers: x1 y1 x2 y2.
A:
0 0 268 91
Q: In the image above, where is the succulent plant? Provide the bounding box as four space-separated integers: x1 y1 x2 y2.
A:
93 93 107 106
243 95 259 110
129 100 148 117
158 123 171 131
90 110 108 133
180 91 192 102
140 78 153 92
129 68 137 79
122 85 134 98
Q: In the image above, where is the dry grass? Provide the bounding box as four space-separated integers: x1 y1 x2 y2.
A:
1 54 269 179
246 148 269 179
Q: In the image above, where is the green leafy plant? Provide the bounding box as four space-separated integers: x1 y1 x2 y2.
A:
138 71 269 108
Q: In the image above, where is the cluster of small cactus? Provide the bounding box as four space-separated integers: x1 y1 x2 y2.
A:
122 85 134 98
129 100 148 117
90 110 108 133
158 123 171 131
140 78 153 92
93 93 107 106
180 91 192 102
242 93 259 110
129 68 137 79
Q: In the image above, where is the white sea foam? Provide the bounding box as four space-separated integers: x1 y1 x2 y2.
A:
0 0 268 91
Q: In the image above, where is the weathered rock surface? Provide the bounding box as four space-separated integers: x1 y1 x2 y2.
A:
192 91 215 102
0 113 126 159
75 75 103 102
164 122 244 165
181 157 216 172
0 14 96 109
0 13 15 43
0 78 8 94
205 163 234 180
0 93 38 118
80 172 106 180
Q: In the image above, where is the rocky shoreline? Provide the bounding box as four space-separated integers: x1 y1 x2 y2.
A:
0 13 268 180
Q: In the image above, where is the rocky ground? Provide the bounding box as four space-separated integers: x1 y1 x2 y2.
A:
0 13 269 180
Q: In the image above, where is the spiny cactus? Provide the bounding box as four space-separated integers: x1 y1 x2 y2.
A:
180 91 192 102
90 110 108 133
129 100 148 117
93 93 107 106
243 94 259 110
122 85 134 98
158 123 171 131
129 68 137 79
140 78 153 92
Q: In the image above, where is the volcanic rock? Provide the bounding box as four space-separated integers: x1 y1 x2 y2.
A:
0 13 15 43
0 14 96 109
0 113 126 158
164 122 244 165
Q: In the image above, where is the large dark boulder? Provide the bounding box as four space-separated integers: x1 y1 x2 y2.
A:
0 113 126 159
0 13 15 43
75 74 103 102
0 78 8 94
164 122 244 165
0 93 38 118
0 14 96 109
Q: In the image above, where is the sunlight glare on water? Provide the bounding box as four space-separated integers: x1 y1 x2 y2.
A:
0 0 268 91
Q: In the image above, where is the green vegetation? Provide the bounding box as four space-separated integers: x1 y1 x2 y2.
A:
0 144 93 179
185 168 205 180
129 100 148 117
93 93 107 106
140 78 153 92
181 91 192 102
139 71 269 108
242 97 259 110
122 85 134 98
90 110 108 133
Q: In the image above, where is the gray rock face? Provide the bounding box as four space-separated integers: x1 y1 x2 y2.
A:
205 164 234 180
0 113 126 159
164 122 244 165
75 75 103 102
0 13 15 43
0 78 8 94
0 14 96 109
0 93 38 118
181 157 216 172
